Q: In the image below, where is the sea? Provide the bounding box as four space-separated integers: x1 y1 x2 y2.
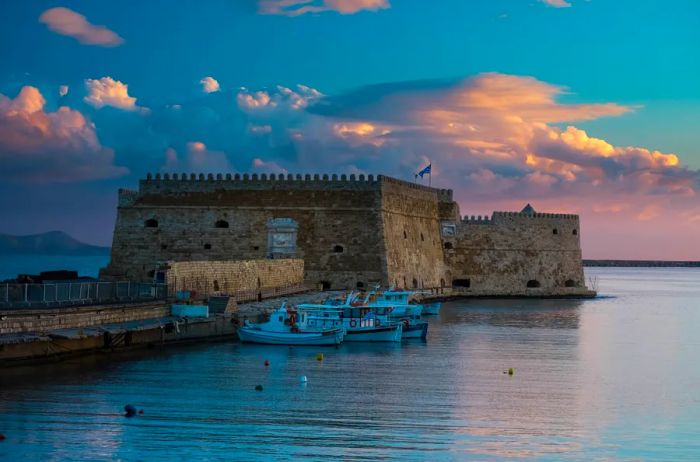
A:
0 255 110 281
0 267 699 461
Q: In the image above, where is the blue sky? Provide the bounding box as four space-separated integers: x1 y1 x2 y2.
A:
0 0 699 258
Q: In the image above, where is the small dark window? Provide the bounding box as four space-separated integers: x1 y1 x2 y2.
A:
553 229 558 235
412 278 418 288
147 270 156 278
215 220 229 228
453 278 470 288
444 242 453 250
320 280 331 290
565 279 577 287
403 230 407 239
420 233 424 241
145 218 158 228
440 278 446 288
527 280 541 288
253 246 260 251
573 229 578 235
356 281 365 289
333 245 344 253
213 280 220 291
204 243 212 250
161 244 168 250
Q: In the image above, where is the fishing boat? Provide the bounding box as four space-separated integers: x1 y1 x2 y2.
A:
237 304 345 346
297 302 403 342
363 287 423 317
420 302 442 315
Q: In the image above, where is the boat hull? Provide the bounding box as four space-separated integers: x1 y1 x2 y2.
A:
344 324 403 342
237 327 344 346
402 322 428 339
421 302 442 315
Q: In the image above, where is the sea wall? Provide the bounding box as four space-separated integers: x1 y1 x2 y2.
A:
0 301 168 335
164 259 305 296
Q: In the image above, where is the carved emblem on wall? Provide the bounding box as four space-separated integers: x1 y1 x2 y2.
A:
267 218 298 258
441 222 456 237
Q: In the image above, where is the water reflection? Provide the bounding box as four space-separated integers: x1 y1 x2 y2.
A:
1 268 699 460
441 298 583 330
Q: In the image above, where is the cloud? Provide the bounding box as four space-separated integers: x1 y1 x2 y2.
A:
59 85 69 97
162 142 233 173
38 7 124 47
0 86 127 182
237 84 322 112
540 0 572 7
199 76 220 93
252 158 288 174
258 0 390 16
84 77 141 111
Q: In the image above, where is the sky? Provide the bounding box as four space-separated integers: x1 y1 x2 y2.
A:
0 0 699 259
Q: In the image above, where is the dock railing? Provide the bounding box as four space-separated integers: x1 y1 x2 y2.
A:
0 281 168 310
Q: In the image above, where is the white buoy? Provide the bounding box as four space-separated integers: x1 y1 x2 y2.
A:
300 375 308 383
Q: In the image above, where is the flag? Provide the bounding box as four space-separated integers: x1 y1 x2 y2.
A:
417 164 431 178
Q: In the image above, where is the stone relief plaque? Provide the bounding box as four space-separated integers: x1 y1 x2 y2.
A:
267 218 298 257
441 222 456 237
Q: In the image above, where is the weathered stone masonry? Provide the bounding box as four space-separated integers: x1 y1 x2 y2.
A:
101 173 593 296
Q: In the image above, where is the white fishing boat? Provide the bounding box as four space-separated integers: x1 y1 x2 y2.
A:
298 301 403 342
237 304 345 346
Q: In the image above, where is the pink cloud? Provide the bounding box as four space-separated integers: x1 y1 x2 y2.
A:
84 77 142 111
199 76 220 93
540 0 572 7
0 86 127 182
39 7 124 47
258 0 389 16
162 142 233 173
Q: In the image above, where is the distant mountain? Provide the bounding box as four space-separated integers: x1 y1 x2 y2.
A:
0 231 110 256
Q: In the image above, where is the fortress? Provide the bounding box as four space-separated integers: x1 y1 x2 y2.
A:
101 173 594 297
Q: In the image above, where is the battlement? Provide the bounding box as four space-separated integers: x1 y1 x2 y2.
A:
137 172 454 199
492 211 579 220
461 211 579 225
462 215 493 224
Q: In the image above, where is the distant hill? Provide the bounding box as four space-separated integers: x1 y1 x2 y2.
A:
0 231 110 256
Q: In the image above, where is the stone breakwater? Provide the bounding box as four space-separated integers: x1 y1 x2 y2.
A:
0 290 339 367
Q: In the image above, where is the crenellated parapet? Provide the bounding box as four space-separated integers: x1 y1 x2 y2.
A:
461 215 493 224
136 172 454 198
491 211 579 220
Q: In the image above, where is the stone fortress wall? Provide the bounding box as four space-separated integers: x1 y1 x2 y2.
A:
102 172 593 297
443 211 588 295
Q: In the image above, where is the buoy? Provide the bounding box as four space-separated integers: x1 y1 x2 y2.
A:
0 433 6 441
124 404 137 417
508 368 514 376
264 360 270 366
300 375 308 383
316 353 324 361
255 384 263 391
138 409 144 415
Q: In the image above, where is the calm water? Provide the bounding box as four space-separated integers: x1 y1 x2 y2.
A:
0 255 110 281
1 267 699 461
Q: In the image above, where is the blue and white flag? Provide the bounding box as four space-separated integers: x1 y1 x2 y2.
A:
416 164 431 178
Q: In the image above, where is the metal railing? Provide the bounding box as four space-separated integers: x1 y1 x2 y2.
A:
0 281 168 310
